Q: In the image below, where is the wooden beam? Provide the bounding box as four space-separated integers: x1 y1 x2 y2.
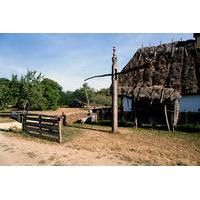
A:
164 104 171 131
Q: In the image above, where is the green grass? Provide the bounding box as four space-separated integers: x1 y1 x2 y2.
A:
62 126 82 142
69 122 111 132
69 121 200 140
176 124 200 133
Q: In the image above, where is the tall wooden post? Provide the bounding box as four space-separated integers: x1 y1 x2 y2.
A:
112 47 118 133
59 117 63 143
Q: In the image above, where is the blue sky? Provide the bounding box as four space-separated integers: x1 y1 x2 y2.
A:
0 33 193 91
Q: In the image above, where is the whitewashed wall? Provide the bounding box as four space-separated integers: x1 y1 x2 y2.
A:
180 95 200 112
122 97 132 112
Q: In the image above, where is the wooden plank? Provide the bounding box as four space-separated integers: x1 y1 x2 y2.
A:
26 113 60 118
25 126 40 133
24 117 59 124
26 124 59 133
24 121 39 127
26 126 59 136
39 118 59 123
40 123 59 130
25 121 59 130
22 114 62 143
40 129 59 136
25 130 59 141
24 116 40 121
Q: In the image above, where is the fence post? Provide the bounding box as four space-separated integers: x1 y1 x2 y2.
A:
39 115 42 135
22 113 26 132
59 117 63 143
62 112 66 126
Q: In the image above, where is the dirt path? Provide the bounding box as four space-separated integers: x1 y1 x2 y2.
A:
0 121 22 130
0 131 124 166
0 127 200 166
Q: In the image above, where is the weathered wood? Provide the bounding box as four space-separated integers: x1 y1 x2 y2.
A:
24 122 59 131
22 114 62 142
59 119 63 143
112 47 118 133
132 96 137 128
160 88 165 103
24 116 59 124
25 113 59 118
173 99 179 130
25 127 58 137
164 104 171 131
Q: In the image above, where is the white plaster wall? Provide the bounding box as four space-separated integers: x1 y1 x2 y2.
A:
180 95 200 112
122 97 132 112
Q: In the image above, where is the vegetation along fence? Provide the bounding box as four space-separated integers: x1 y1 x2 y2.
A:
22 113 63 143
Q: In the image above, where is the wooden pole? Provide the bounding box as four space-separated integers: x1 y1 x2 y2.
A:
133 97 138 128
112 47 118 133
84 86 90 113
22 113 25 132
164 104 171 131
39 115 42 135
59 117 63 143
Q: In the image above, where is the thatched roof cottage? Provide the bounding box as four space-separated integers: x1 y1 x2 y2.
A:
118 34 200 130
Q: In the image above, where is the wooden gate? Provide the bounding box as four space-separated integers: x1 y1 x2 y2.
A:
22 113 63 143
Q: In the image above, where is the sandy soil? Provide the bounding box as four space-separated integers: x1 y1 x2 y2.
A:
0 121 22 131
0 130 124 166
0 127 200 166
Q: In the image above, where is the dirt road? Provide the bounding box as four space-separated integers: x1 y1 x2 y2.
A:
0 131 124 166
0 127 200 166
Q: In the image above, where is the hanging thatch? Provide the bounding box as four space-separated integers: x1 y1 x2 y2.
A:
118 39 200 101
117 37 200 130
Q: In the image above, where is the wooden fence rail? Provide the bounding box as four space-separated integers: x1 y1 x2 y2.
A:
22 113 63 143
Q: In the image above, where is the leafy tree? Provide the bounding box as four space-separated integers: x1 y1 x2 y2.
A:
72 83 95 105
15 70 43 111
65 84 112 107
40 78 62 110
0 78 10 109
63 91 74 105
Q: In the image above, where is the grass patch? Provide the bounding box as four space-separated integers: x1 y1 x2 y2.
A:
70 122 111 132
62 126 82 142
176 124 200 133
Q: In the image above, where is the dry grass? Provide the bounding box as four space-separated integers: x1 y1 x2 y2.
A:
66 124 200 165
0 118 15 123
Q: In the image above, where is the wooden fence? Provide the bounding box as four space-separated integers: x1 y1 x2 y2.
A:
0 112 11 118
22 113 63 143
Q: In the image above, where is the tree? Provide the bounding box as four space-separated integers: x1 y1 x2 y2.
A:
91 88 111 106
15 70 43 111
72 83 95 105
40 78 62 110
0 78 10 109
64 91 74 105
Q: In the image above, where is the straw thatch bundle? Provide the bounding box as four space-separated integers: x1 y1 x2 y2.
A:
118 39 200 101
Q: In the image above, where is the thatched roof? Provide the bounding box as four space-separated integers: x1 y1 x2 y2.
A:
118 39 200 100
